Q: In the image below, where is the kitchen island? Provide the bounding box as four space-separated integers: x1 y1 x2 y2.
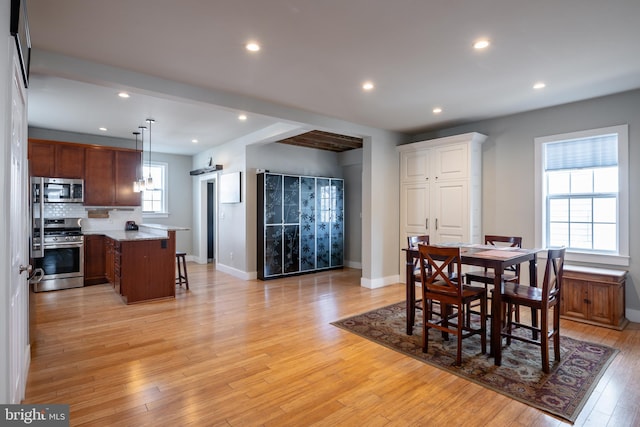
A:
85 224 188 304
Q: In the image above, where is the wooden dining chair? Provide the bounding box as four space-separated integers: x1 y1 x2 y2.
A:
499 247 565 373
407 235 430 280
465 235 523 322
407 235 434 317
418 244 487 366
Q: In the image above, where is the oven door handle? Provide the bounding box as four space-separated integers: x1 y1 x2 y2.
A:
43 242 84 249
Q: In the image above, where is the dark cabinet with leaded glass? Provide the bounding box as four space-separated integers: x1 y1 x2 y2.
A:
258 172 344 280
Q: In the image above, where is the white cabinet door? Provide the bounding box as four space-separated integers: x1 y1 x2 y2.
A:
432 180 468 243
400 149 430 182
433 143 468 181
400 182 430 235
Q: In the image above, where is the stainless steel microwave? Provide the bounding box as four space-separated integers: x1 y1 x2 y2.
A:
32 177 84 203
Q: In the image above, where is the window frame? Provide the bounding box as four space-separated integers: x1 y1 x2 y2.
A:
141 161 169 218
534 124 629 266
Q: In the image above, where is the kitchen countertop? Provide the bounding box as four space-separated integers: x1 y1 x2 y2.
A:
83 230 168 242
139 223 190 231
83 224 189 242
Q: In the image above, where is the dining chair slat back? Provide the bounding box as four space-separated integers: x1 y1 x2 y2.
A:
417 244 487 366
499 247 566 373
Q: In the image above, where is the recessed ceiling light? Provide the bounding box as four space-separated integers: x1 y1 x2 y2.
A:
99 127 107 132
118 92 130 98
362 81 375 91
192 139 199 144
246 42 260 52
473 39 490 50
533 82 546 90
238 114 247 121
433 107 443 114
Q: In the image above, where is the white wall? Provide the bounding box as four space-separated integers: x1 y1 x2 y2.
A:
360 134 402 288
340 148 363 268
411 89 640 319
191 135 249 277
142 151 193 254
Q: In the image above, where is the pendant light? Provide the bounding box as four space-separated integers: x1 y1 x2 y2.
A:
137 125 147 191
132 131 142 193
145 118 155 190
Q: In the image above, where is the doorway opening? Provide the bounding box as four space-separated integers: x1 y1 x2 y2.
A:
207 182 215 262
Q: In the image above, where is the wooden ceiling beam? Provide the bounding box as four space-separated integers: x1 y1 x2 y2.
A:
277 130 363 152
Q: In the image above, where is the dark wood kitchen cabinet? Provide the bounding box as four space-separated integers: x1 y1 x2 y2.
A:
29 140 85 178
84 234 107 285
104 237 116 285
115 150 141 206
103 234 175 304
28 139 140 207
84 148 116 206
84 148 141 206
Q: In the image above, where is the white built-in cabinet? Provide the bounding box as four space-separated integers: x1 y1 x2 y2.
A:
398 132 487 276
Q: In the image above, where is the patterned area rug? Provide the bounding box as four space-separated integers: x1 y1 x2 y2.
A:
332 302 618 423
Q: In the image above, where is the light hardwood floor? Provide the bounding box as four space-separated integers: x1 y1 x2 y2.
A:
24 263 640 426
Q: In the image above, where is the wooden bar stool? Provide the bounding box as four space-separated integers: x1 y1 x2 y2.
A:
176 252 189 290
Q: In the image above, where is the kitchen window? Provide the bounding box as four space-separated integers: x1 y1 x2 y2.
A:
534 124 629 266
142 162 168 216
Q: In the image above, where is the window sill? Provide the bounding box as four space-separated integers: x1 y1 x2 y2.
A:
540 249 629 267
142 212 169 219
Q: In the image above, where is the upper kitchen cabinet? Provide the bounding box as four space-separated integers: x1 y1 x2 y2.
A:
29 140 85 178
84 148 115 206
114 150 141 206
29 139 140 206
85 148 141 206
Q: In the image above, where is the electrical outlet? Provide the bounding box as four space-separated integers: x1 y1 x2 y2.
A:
230 252 233 260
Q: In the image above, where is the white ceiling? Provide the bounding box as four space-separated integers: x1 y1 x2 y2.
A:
25 0 640 155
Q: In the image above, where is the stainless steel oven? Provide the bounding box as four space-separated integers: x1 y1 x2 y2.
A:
32 218 84 292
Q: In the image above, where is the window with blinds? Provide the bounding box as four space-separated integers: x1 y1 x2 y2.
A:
544 134 618 251
535 124 629 265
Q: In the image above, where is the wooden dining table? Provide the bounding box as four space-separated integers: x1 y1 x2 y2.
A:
403 244 541 366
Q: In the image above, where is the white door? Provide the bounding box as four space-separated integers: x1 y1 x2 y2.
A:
8 47 30 403
432 180 468 243
400 182 430 236
400 149 430 182
432 143 468 180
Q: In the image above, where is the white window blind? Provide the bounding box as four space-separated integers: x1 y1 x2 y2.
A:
545 134 617 171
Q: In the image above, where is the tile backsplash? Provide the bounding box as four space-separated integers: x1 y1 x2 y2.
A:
39 203 143 232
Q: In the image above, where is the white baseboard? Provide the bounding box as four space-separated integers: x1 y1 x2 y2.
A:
216 263 256 280
626 308 640 324
360 274 400 289
344 260 362 269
